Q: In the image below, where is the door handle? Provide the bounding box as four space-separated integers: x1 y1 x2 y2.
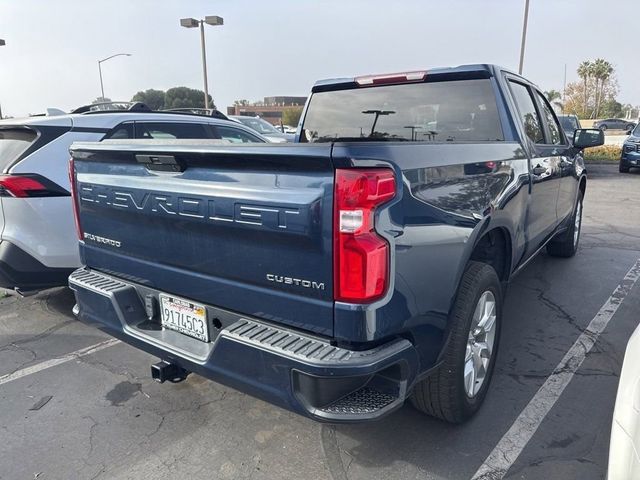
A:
532 166 547 175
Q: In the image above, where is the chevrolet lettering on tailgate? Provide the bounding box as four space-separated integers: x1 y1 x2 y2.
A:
78 183 308 233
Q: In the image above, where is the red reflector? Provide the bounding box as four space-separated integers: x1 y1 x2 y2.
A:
68 158 84 241
355 70 427 86
0 175 47 197
334 169 396 303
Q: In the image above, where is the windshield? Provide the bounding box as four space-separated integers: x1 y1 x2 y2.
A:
559 116 579 132
632 124 640 136
235 117 280 135
0 128 38 170
301 79 503 143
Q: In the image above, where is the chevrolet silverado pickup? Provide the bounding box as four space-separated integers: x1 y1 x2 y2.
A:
68 64 604 423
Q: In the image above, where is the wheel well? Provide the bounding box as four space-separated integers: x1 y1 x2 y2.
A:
469 228 511 282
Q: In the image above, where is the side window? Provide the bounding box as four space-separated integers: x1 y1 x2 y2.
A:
215 126 264 144
536 92 563 144
103 123 134 140
135 122 210 139
508 81 544 144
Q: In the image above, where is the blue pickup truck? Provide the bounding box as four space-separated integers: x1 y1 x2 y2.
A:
68 64 604 423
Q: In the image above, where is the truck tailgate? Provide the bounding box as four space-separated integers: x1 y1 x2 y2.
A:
70 142 335 336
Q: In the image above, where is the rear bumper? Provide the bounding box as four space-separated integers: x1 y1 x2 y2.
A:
69 268 420 422
0 240 74 290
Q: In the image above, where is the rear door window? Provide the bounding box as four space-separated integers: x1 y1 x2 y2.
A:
103 123 134 140
301 78 503 142
135 122 211 139
215 126 264 143
0 128 38 170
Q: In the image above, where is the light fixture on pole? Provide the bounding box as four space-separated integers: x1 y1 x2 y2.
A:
98 53 132 101
518 0 531 75
180 15 224 110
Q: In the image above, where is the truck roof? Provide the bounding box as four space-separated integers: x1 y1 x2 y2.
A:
312 64 530 92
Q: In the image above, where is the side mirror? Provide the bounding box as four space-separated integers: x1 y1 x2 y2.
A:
573 128 604 149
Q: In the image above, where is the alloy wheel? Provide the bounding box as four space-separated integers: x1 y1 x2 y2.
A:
464 291 497 398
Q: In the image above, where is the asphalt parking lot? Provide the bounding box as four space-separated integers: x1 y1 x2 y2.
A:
1 164 638 480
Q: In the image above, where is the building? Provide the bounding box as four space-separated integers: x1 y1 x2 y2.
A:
226 96 307 125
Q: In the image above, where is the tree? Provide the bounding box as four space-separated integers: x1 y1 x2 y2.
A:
591 58 613 118
164 87 214 110
577 61 592 117
281 107 303 127
132 89 166 110
544 90 563 112
564 59 619 119
233 99 250 106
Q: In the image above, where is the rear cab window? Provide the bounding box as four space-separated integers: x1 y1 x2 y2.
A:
301 78 504 143
0 128 38 171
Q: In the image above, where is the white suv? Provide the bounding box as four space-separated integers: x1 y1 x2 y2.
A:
0 104 267 291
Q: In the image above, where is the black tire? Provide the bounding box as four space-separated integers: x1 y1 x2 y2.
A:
411 261 502 423
599 124 607 131
619 161 630 173
626 125 634 134
547 191 584 258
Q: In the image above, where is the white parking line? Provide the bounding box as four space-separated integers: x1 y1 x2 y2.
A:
0 338 120 386
472 258 640 480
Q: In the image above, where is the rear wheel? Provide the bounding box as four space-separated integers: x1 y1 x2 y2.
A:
411 261 502 423
547 191 583 258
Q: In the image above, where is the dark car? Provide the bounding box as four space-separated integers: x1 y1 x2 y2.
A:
620 124 640 173
594 118 636 133
68 64 604 424
558 114 582 141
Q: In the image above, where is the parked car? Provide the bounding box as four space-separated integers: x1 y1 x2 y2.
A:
230 115 295 142
557 114 582 141
274 124 297 135
593 118 636 133
69 64 603 423
608 322 640 478
0 102 267 291
620 124 640 173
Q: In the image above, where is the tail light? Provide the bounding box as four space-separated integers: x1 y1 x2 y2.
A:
334 168 396 303
68 157 84 241
0 174 68 198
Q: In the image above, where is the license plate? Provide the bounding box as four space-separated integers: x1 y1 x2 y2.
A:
159 294 209 342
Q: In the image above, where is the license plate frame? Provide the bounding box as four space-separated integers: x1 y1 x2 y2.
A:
159 294 209 342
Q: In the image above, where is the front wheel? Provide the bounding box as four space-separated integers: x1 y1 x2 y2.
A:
620 161 630 173
599 125 607 131
547 191 584 258
411 261 502 423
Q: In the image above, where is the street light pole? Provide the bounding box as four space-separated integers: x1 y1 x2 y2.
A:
518 0 530 75
180 16 224 110
97 53 132 101
199 21 210 109
0 39 5 119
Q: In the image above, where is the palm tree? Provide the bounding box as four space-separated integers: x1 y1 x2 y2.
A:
577 61 592 117
591 58 613 118
544 90 563 112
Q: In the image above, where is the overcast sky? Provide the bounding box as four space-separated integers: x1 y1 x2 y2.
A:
0 0 638 117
